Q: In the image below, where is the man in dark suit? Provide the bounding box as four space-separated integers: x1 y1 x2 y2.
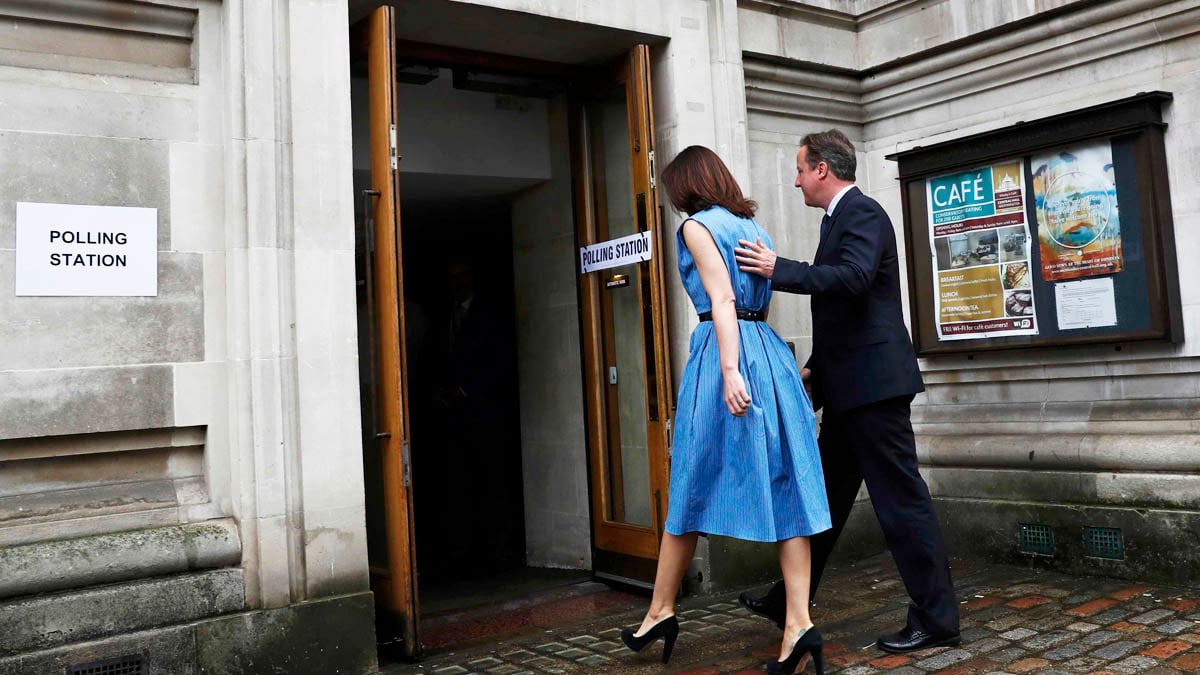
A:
733 129 960 653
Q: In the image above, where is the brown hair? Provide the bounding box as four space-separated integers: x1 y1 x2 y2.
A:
660 145 757 218
800 129 857 181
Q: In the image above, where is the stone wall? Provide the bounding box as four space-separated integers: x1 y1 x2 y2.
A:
739 0 1200 583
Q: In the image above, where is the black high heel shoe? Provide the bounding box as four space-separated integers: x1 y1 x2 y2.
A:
767 626 823 675
620 615 679 664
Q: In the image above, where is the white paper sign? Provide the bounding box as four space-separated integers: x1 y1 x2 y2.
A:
1055 277 1118 330
15 202 158 297
579 231 652 274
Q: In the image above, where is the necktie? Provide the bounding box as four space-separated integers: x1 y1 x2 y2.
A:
820 213 832 240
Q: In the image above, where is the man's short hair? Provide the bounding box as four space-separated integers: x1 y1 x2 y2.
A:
800 129 857 181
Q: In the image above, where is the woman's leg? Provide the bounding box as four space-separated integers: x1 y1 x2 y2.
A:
636 531 699 635
778 536 815 659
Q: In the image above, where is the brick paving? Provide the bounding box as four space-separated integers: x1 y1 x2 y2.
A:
381 555 1200 674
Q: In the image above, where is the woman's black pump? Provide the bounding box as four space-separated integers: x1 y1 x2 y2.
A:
620 615 679 664
767 626 824 675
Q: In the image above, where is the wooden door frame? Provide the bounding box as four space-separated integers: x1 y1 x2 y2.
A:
351 6 420 658
570 45 674 581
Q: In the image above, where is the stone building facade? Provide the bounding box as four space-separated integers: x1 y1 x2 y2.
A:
0 0 1195 672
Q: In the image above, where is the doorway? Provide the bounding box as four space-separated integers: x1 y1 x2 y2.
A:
349 4 672 660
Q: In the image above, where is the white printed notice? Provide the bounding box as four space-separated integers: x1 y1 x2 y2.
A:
1055 277 1118 330
579 231 652 274
15 202 158 297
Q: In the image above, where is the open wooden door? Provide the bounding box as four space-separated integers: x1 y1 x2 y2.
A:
572 45 674 586
351 6 420 659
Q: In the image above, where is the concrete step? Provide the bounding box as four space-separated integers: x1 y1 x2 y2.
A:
0 568 244 656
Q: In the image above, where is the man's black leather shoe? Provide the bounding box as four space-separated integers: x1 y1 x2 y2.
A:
737 591 785 629
877 626 960 653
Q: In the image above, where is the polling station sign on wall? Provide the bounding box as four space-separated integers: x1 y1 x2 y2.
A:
15 202 158 297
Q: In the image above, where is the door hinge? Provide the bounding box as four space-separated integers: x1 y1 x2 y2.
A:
608 366 618 385
389 124 399 170
648 150 656 189
401 439 412 487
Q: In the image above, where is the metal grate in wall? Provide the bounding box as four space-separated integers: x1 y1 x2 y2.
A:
1083 526 1125 560
68 655 147 675
1018 523 1055 555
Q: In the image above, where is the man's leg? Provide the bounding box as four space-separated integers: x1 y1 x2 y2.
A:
844 396 959 638
745 413 863 619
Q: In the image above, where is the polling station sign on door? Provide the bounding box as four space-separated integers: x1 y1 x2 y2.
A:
579 231 653 274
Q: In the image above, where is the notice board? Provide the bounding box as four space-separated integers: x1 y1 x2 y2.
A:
888 92 1182 355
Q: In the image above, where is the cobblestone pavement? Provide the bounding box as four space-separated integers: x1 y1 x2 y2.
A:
382 554 1200 674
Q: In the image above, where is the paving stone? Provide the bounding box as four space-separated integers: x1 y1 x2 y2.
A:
1042 641 1090 660
1008 657 1050 672
519 656 558 669
432 668 469 675
1154 619 1193 634
1140 640 1191 659
880 667 924 675
966 637 1008 654
842 667 878 675
1093 608 1134 624
1080 629 1123 645
998 628 1037 641
575 654 610 666
960 626 993 641
989 646 1027 663
1109 655 1161 673
1066 621 1100 632
533 642 571 653
986 613 1028 631
1130 609 1176 625
484 666 522 674
679 609 710 619
914 648 971 670
1062 655 1110 671
552 648 589 659
1094 640 1142 659
1023 629 1074 649
565 635 599 645
708 602 738 611
588 640 624 654
499 649 536 661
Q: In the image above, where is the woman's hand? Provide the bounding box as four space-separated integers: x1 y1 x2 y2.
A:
724 369 752 417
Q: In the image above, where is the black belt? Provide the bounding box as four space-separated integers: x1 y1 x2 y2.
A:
698 309 766 322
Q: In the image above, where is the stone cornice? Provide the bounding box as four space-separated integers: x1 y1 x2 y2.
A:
743 0 1200 123
0 0 197 40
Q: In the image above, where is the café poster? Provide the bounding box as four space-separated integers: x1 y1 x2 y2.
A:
927 160 1038 340
1032 141 1123 282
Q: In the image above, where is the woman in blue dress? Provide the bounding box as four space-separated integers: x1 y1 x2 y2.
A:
619 146 831 675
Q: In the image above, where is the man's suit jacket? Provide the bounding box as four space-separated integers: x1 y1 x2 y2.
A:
771 186 924 413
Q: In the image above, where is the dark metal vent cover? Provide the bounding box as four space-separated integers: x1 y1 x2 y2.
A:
1084 526 1125 560
1018 522 1055 555
68 655 147 675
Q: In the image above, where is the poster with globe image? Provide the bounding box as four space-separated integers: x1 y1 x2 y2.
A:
1032 142 1123 282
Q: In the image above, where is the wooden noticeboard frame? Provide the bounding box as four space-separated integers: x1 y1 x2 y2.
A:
888 91 1183 356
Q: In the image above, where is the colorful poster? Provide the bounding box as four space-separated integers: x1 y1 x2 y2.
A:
1032 142 1123 281
927 161 1037 340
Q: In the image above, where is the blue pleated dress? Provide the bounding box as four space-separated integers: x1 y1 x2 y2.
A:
663 206 832 542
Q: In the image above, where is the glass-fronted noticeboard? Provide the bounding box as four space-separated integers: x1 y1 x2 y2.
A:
888 92 1183 356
